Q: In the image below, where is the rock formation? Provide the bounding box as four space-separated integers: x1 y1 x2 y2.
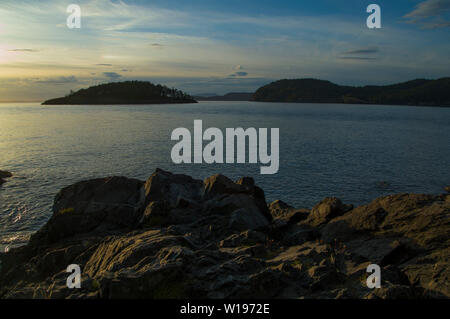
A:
0 169 448 299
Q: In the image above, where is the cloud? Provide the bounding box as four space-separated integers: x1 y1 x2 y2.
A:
404 0 450 28
103 72 122 80
229 71 248 77
234 65 244 70
339 47 379 61
95 63 113 66
34 76 78 85
338 57 377 61
344 48 379 55
8 49 39 52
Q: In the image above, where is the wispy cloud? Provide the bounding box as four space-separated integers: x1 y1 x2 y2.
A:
344 47 379 55
404 0 450 28
339 57 377 61
103 72 122 80
339 47 379 61
8 49 39 52
35 76 78 85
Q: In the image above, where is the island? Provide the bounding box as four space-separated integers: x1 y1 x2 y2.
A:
1 169 448 299
42 81 197 105
252 78 450 106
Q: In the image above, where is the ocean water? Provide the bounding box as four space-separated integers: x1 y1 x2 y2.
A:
1 101 449 249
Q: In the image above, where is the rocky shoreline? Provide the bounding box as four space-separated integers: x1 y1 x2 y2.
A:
0 169 448 299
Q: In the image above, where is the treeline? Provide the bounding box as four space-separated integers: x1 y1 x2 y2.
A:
252 78 450 106
42 81 197 105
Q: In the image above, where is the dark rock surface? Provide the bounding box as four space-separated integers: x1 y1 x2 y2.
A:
0 169 448 299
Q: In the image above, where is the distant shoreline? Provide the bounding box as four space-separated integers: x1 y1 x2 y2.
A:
252 78 450 107
249 100 450 107
197 100 450 108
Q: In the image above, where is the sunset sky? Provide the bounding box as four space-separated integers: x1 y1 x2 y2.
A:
0 0 449 101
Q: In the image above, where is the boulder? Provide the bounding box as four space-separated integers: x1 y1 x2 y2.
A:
321 193 449 247
269 200 293 217
30 176 144 244
281 225 319 246
269 200 310 224
229 208 269 231
203 174 247 199
304 197 353 227
144 168 203 207
203 175 272 222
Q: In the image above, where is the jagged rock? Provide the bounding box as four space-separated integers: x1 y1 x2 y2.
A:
281 225 319 246
269 200 310 224
304 197 353 227
320 193 450 298
321 194 449 246
1 170 448 299
203 175 272 221
139 200 171 227
203 174 247 199
144 168 203 207
269 200 293 217
29 176 145 244
229 208 269 231
219 230 267 248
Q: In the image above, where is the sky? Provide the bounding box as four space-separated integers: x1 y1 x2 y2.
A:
0 0 449 101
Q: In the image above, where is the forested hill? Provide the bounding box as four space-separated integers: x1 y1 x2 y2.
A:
42 81 197 105
252 78 450 106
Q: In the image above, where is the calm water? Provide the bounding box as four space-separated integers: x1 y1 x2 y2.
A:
1 101 449 249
